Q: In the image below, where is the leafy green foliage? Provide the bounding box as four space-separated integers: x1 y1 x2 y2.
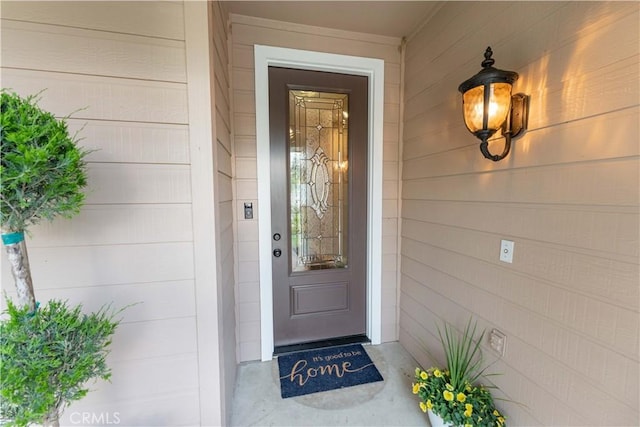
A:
413 367 505 426
0 90 88 233
0 299 121 426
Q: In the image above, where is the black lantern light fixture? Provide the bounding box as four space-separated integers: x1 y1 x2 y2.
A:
458 47 529 161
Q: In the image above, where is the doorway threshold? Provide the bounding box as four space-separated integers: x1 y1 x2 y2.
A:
273 334 370 356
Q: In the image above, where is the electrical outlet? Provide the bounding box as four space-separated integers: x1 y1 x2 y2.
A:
489 329 506 357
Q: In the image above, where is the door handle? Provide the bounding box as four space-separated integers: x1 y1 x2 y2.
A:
273 233 281 241
273 248 282 257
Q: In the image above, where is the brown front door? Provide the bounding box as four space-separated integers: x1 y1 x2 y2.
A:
269 66 368 348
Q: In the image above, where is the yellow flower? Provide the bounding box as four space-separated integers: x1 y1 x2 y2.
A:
464 403 473 417
415 367 421 376
465 424 473 427
426 400 433 410
498 416 506 425
493 410 500 416
420 371 428 380
434 369 443 378
419 401 427 413
412 383 420 394
445 383 454 391
456 392 466 402
443 390 454 401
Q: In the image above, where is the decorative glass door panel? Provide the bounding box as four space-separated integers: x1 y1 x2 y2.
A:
289 90 349 272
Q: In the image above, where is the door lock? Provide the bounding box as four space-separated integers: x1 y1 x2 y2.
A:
273 248 282 257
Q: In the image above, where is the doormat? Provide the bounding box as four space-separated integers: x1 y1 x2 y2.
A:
277 344 383 399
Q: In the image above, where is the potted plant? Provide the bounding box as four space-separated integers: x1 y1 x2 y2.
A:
413 319 506 427
0 90 122 426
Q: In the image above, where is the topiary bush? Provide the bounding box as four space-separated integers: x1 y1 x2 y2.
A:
0 89 88 233
0 91 122 427
0 299 121 427
1 89 89 311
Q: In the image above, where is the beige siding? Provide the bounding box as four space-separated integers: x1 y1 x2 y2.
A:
0 1 230 424
230 14 403 362
212 2 237 425
400 2 639 426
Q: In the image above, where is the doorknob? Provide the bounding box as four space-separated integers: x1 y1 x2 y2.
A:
273 248 282 257
273 233 281 241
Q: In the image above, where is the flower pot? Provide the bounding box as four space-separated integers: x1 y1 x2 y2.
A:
428 410 453 427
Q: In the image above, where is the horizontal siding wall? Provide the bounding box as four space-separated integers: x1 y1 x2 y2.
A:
212 2 237 425
230 14 403 361
400 1 639 426
1 2 202 425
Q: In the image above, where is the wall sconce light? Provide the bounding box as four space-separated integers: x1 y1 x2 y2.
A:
458 47 529 161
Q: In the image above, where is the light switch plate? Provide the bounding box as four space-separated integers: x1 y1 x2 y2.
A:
500 239 514 263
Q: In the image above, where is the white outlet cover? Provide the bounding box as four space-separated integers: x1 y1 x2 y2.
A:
489 329 506 357
500 240 514 263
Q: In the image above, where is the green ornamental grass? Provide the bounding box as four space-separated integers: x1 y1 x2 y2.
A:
440 318 487 390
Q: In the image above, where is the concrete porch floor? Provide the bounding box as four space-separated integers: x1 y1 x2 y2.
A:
230 342 428 426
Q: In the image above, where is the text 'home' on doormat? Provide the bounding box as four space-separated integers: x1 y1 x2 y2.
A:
277 344 384 398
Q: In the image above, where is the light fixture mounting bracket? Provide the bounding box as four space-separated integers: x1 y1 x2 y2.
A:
507 93 529 140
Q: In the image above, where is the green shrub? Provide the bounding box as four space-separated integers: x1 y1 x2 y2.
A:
0 299 121 426
1 90 89 311
0 90 88 233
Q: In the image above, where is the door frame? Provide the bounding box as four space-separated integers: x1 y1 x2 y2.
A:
254 45 384 361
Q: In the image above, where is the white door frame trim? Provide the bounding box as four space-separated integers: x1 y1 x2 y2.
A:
254 45 383 361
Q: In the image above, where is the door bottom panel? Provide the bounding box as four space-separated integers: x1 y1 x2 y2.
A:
292 282 349 315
